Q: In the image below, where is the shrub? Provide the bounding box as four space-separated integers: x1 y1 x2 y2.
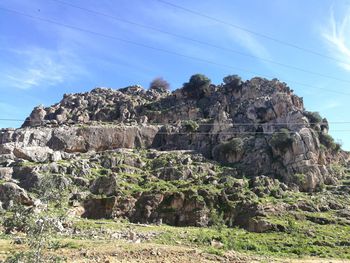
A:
220 138 244 155
286 217 298 233
4 205 66 263
149 77 170 92
304 111 322 125
214 138 244 159
34 174 70 208
183 74 211 98
223 74 242 89
183 120 199 132
3 172 71 263
335 142 342 152
212 138 244 163
270 129 293 151
319 133 339 151
209 209 226 232
293 173 307 185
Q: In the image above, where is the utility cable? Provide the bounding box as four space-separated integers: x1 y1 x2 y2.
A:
0 6 350 96
157 0 349 65
48 0 350 84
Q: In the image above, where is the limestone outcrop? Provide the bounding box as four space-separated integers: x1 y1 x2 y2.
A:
0 74 346 230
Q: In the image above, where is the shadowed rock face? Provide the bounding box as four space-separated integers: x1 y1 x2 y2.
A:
1 77 336 191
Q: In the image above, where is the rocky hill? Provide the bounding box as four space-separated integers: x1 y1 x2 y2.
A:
0 74 349 232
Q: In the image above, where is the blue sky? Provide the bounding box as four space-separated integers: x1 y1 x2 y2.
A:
0 0 350 150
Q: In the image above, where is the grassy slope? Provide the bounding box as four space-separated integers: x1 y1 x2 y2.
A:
1 211 350 262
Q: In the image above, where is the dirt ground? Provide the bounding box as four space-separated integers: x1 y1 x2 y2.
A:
51 242 350 263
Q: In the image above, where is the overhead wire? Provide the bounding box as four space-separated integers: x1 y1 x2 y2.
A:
1 118 350 125
157 0 349 65
1 120 349 134
0 6 350 96
154 131 350 135
0 118 26 122
1 117 350 130
47 0 350 84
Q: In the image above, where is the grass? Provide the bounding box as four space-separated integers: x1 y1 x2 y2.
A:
60 212 350 260
2 207 350 261
3 149 350 261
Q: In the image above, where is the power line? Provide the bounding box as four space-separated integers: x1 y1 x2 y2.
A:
1 6 350 96
156 131 350 135
1 119 349 134
0 119 25 122
48 0 350 84
149 122 350 126
157 0 349 65
1 118 350 125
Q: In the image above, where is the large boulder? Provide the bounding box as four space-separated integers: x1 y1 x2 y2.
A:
0 167 12 180
89 174 118 196
82 196 117 219
12 166 41 190
13 146 53 163
0 182 33 209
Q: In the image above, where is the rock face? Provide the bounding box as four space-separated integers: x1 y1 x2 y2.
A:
2 77 335 191
1 125 159 155
0 182 33 209
0 74 346 230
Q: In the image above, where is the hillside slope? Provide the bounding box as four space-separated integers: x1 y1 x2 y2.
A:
1 74 350 261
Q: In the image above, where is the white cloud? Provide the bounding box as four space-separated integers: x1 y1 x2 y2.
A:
226 28 272 61
322 9 350 71
106 1 272 67
0 47 86 89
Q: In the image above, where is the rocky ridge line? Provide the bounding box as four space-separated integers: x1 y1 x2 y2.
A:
0 74 348 230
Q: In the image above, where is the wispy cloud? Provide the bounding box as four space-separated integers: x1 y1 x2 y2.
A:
0 47 86 89
111 1 272 67
322 8 350 71
320 100 341 110
226 28 272 61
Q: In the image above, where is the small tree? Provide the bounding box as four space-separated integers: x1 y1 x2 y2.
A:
4 174 70 262
270 129 293 151
182 120 199 132
220 138 244 155
319 133 340 152
183 74 211 98
4 208 65 263
223 74 242 89
304 111 322 125
149 77 170 92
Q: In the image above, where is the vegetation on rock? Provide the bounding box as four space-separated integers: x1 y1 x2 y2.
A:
319 132 341 152
0 74 349 261
270 128 294 151
183 74 211 98
149 77 170 92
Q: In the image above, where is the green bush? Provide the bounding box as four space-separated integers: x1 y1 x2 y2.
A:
293 173 306 185
304 111 322 124
183 120 199 132
270 129 293 151
220 138 244 155
183 74 211 98
335 142 342 152
209 209 226 232
319 133 339 151
223 74 242 89
4 205 66 263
